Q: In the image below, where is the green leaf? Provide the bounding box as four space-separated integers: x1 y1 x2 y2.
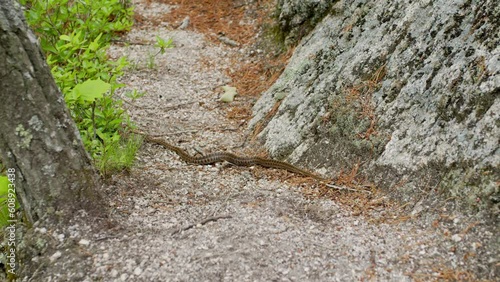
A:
96 130 107 142
155 35 166 47
0 175 19 227
0 176 9 196
60 34 71 41
155 36 174 54
72 79 110 103
89 33 103 51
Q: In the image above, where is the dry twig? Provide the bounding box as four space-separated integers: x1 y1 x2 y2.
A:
324 183 372 194
171 215 232 236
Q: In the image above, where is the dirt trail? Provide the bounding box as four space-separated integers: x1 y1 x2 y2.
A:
76 1 497 281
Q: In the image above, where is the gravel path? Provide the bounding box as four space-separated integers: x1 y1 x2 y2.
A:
76 1 498 281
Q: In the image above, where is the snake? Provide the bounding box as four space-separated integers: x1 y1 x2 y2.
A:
144 135 326 181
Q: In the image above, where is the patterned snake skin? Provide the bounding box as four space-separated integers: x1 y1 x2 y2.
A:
145 135 325 180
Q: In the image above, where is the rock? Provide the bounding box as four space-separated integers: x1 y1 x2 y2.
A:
79 239 90 246
251 0 499 214
49 251 62 262
178 16 190 30
276 0 333 46
451 234 463 242
110 269 118 278
134 267 143 276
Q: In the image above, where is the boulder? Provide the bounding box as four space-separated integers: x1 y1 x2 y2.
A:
250 0 499 214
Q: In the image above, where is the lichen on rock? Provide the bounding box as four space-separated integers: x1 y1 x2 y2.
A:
15 124 33 149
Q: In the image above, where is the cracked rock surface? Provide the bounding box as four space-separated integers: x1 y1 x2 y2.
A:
251 0 499 214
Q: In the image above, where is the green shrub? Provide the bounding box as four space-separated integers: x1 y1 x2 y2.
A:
0 175 19 228
21 0 133 53
20 0 141 175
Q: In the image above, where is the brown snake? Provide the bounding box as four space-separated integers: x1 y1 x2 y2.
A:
144 135 326 181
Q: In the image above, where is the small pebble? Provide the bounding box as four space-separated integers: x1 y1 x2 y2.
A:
134 267 143 275
79 239 91 246
110 269 118 278
451 234 462 242
50 251 62 262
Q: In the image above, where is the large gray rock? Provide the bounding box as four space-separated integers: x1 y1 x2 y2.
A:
250 0 499 214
